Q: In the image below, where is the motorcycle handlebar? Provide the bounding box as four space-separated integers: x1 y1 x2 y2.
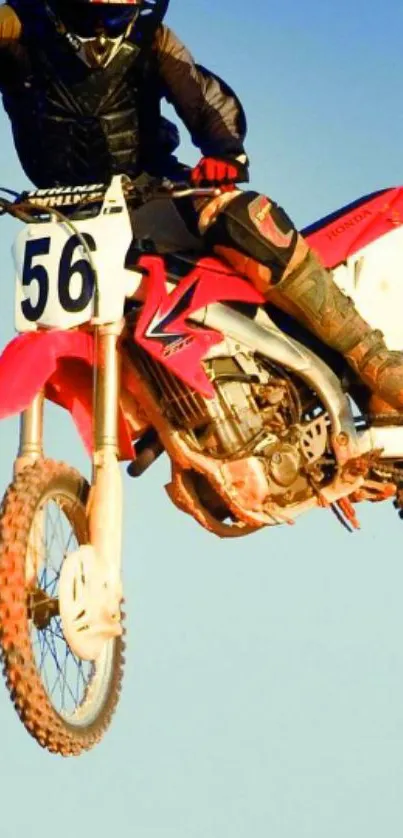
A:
163 185 222 199
0 178 224 224
122 177 222 202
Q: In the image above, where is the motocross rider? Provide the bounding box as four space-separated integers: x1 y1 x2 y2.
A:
0 0 402 414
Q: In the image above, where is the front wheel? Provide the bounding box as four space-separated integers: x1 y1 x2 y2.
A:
0 459 124 757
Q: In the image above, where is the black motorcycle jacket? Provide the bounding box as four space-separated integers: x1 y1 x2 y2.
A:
0 4 248 188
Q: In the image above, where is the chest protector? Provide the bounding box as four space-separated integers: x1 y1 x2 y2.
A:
2 25 161 187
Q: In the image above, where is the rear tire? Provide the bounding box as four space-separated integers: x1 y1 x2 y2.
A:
0 459 124 757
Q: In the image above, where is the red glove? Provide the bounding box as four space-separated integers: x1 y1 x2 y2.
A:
191 156 248 190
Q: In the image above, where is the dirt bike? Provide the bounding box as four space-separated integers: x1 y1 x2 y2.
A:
0 175 402 757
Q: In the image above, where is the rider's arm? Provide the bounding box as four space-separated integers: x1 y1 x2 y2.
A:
154 26 248 167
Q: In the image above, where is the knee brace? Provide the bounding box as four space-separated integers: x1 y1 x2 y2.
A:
204 191 299 284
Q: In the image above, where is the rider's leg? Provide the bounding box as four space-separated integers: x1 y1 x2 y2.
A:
198 190 403 412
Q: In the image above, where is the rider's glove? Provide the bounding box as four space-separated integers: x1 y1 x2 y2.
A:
190 155 249 191
0 5 22 41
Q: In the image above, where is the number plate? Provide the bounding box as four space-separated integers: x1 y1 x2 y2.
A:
13 177 135 332
14 226 96 331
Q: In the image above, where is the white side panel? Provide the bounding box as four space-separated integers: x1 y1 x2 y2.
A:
332 224 403 349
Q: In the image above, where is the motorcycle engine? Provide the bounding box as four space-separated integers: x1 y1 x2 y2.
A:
201 356 329 508
136 347 330 513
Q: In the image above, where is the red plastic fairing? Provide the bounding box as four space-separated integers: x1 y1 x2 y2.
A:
135 255 265 397
304 187 403 269
0 330 134 459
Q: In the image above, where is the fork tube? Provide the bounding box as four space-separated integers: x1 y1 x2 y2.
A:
15 390 44 474
15 390 45 576
94 324 121 456
89 323 123 595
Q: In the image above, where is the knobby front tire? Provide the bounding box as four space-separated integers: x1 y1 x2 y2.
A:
0 459 125 757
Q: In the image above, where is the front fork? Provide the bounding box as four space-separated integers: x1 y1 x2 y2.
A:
15 324 124 657
15 391 45 586
15 390 44 476
15 326 123 586
89 321 123 600
60 321 124 659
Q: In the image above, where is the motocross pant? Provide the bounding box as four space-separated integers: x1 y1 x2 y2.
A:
197 190 403 414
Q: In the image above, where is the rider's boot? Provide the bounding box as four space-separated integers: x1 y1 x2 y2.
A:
274 250 403 413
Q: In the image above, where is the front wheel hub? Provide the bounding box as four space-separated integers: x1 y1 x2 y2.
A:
28 587 59 630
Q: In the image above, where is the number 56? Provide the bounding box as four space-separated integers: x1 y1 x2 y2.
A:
21 233 96 322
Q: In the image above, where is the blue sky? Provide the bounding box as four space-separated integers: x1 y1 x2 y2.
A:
1 2 403 837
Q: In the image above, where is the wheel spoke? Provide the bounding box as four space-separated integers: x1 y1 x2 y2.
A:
45 628 78 707
55 502 68 556
48 636 64 701
64 527 75 557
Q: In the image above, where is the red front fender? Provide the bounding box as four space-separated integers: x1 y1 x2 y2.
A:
0 330 134 459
